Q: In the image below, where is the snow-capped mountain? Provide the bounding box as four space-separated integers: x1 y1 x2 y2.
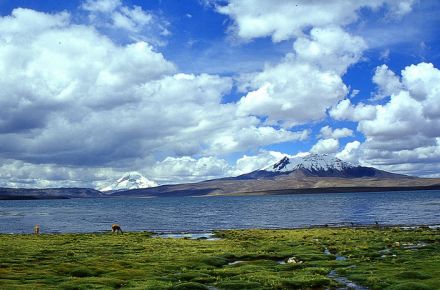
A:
236 153 405 179
103 153 421 198
100 172 158 193
265 153 354 172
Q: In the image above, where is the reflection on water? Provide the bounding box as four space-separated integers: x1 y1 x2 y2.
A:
0 190 439 233
154 232 220 240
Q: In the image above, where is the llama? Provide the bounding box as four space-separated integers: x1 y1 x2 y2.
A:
111 224 123 234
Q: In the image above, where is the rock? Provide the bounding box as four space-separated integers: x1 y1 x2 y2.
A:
287 257 303 264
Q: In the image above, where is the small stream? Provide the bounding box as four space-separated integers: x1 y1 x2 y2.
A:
328 270 368 290
324 247 369 290
153 232 221 240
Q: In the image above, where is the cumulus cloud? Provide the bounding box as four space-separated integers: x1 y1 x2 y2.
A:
232 150 289 175
228 1 413 130
334 62 440 176
372 64 402 99
336 141 361 164
236 47 350 127
319 126 353 139
330 99 377 121
310 138 340 154
206 126 309 155
81 0 121 13
359 63 440 140
81 0 170 44
217 0 415 42
0 149 297 188
0 1 429 187
293 26 367 74
0 159 116 188
235 21 366 127
0 7 306 188
150 150 293 184
149 156 232 184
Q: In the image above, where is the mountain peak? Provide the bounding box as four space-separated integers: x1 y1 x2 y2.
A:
272 156 290 171
265 153 354 173
100 172 158 193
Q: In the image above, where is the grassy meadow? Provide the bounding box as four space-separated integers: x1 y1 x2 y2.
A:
0 227 439 289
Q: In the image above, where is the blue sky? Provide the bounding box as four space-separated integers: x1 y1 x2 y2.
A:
1 0 440 187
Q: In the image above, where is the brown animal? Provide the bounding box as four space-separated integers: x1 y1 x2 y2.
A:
111 224 123 234
33 224 40 235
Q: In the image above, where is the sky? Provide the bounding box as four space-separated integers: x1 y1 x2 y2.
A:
1 0 440 188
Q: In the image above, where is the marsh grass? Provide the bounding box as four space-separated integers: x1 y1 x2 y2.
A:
0 228 439 289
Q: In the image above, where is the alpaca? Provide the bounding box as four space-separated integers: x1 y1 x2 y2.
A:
111 224 123 234
33 224 40 235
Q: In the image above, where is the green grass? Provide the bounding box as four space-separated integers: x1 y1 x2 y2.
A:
0 227 439 289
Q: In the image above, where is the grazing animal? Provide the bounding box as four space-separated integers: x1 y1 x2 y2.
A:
111 224 123 234
33 224 40 235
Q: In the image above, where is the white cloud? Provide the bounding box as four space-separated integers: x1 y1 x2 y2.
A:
150 150 296 184
359 63 440 140
336 141 361 164
319 126 353 139
0 7 306 187
81 0 169 43
334 62 440 176
206 126 309 155
232 150 289 175
149 156 232 184
402 63 440 104
358 91 426 139
330 99 377 121
0 159 117 188
234 19 367 127
386 0 416 20
350 89 360 98
372 64 402 99
217 0 415 42
237 55 349 127
293 26 366 74
81 0 121 13
310 138 340 154
0 1 431 187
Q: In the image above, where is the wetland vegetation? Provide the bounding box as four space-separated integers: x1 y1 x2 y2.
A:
0 227 439 289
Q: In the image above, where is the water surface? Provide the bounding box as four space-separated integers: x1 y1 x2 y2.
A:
0 190 439 233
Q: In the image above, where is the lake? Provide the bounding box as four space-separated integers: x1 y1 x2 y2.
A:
1 190 440 233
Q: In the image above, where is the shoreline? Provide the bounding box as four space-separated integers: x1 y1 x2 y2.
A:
2 186 440 200
2 223 439 235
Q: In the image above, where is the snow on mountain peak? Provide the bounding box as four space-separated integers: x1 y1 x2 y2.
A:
100 172 158 193
265 153 354 173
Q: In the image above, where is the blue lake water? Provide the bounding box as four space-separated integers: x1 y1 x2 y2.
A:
1 190 440 233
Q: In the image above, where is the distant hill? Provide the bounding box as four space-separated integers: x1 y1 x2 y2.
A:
0 188 102 200
3 154 440 199
111 153 440 197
